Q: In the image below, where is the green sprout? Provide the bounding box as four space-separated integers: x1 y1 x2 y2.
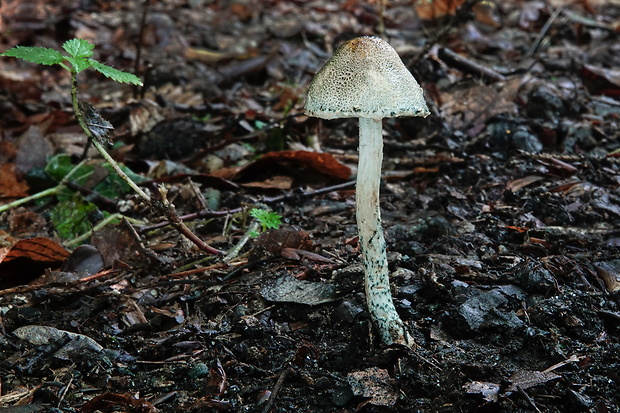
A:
249 208 282 237
1 39 222 255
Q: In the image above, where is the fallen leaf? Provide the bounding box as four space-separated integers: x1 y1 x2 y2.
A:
0 237 69 264
80 392 160 413
440 84 517 137
582 64 620 97
13 325 104 359
594 261 620 292
347 367 399 407
260 275 337 306
415 0 467 20
0 237 69 289
0 163 30 198
238 150 351 182
241 175 294 189
506 369 561 392
463 381 501 402
506 175 546 192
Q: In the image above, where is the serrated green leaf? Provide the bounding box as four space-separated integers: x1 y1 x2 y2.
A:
64 55 92 74
250 208 282 232
1 46 64 66
62 38 94 58
89 59 143 86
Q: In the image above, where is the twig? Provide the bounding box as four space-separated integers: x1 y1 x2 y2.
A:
133 0 150 99
377 0 385 38
516 386 542 412
543 354 581 373
526 7 562 58
138 180 356 232
120 216 171 266
260 367 294 413
224 220 261 262
157 185 223 255
438 47 506 82
406 0 479 66
0 267 126 297
57 374 74 408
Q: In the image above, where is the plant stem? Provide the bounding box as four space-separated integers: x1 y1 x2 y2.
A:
0 187 58 213
69 72 222 255
0 159 89 213
65 213 143 247
70 74 151 203
356 117 413 347
224 220 261 262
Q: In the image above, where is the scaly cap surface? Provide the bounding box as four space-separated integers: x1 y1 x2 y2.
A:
305 36 430 120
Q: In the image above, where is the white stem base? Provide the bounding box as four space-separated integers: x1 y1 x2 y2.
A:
356 118 413 347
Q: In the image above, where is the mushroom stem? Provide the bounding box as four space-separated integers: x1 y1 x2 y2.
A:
356 118 413 347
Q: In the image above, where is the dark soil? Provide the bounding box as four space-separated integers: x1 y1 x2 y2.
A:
1 1 620 412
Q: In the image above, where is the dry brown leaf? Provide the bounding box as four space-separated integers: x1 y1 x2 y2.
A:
415 0 467 20
347 367 399 406
241 175 294 189
0 163 30 198
440 84 517 136
506 175 546 192
0 237 69 289
258 151 352 180
0 237 69 265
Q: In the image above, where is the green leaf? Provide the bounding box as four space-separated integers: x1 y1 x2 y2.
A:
64 55 93 74
50 193 100 239
62 38 94 58
44 154 94 184
95 163 145 199
250 208 282 232
89 59 143 86
1 46 64 66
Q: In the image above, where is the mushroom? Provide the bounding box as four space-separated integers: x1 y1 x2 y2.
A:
305 36 429 347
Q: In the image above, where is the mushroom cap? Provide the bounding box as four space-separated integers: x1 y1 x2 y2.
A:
305 36 430 120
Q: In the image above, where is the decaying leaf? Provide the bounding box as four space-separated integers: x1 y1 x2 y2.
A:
506 369 561 392
0 163 29 198
463 381 501 402
594 261 620 292
13 325 103 359
415 0 467 20
260 275 337 306
237 150 351 182
79 100 114 146
0 237 69 289
0 236 69 265
80 392 159 413
347 367 399 407
507 175 546 192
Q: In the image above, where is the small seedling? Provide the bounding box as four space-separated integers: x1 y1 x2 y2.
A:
1 39 145 197
249 208 282 236
2 39 222 255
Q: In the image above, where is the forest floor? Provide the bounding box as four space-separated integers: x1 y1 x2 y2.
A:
1 0 620 412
